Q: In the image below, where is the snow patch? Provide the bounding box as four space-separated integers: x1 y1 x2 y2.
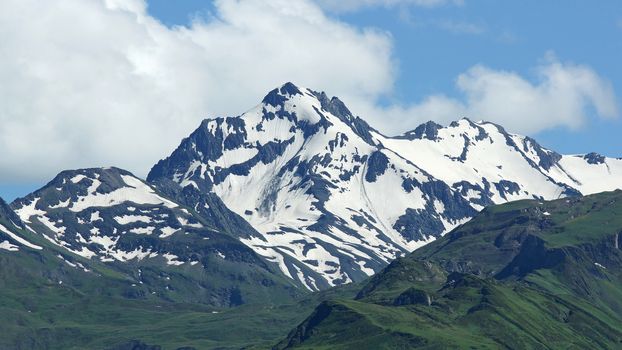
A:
14 198 45 223
68 175 177 212
49 198 70 209
163 253 184 266
0 223 43 250
90 211 102 222
159 227 177 238
129 226 155 235
0 240 19 251
114 215 151 225
70 174 87 183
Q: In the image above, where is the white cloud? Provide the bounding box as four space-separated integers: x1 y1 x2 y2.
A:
0 0 617 187
316 0 463 12
359 55 618 135
0 0 393 183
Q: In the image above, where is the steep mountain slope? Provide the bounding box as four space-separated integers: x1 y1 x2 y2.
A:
148 82 622 289
10 167 302 306
276 190 622 349
0 197 42 252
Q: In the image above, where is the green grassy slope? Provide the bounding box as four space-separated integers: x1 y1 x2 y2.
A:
0 238 358 349
0 276 359 349
0 202 312 349
276 190 622 349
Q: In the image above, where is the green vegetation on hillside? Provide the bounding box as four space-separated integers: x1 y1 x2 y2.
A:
277 191 622 349
2 191 622 349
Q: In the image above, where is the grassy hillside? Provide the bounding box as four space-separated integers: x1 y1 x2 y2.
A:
0 275 361 349
0 203 315 349
276 190 622 349
0 240 358 349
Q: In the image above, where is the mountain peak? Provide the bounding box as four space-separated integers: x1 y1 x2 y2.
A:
398 118 491 141
260 83 356 124
312 90 352 121
34 167 140 199
583 152 606 165
54 166 131 179
449 117 486 130
261 82 305 107
147 84 622 289
398 120 442 140
280 81 303 95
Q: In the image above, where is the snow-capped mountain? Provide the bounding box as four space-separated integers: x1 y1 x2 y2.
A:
380 120 622 206
12 167 203 262
148 82 622 290
10 167 301 306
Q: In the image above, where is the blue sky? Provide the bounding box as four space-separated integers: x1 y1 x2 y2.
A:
146 0 622 157
0 0 620 201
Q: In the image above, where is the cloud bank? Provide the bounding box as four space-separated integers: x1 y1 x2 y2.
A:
0 0 393 182
0 0 617 184
368 55 619 135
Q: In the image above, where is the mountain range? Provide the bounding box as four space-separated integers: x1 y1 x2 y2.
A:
3 82 622 298
146 82 622 289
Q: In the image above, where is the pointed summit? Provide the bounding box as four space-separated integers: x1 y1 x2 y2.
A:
279 81 303 96
399 121 442 140
261 82 304 107
312 90 353 121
